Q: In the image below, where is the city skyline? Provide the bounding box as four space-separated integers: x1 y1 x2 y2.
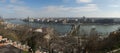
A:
0 0 120 18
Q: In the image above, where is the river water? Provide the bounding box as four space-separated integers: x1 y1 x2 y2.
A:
5 19 120 36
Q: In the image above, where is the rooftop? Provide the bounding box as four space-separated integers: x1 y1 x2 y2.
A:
0 45 23 53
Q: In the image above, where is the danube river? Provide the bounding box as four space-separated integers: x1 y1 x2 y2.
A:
5 19 120 36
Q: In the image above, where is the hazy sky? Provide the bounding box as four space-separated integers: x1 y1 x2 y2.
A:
0 0 120 18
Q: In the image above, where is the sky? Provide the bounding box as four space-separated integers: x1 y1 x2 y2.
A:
0 0 120 18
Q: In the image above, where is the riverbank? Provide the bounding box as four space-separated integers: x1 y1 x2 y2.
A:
5 19 120 36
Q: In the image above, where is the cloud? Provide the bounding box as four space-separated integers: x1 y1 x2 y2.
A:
71 4 98 12
2 3 120 18
0 3 99 18
10 0 17 3
10 0 24 4
0 0 24 4
35 4 99 17
0 4 37 18
1 0 120 18
0 0 6 3
76 0 92 3
109 5 120 7
102 11 120 17
43 4 98 12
